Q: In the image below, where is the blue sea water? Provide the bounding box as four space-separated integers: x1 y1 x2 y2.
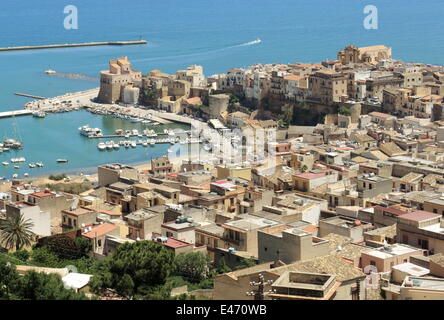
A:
0 0 443 178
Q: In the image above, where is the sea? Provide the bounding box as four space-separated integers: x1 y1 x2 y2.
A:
0 0 443 179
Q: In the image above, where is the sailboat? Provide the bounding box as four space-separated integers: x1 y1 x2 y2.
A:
3 114 23 149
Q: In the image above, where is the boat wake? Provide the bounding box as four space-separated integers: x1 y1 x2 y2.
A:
132 39 262 64
235 38 262 47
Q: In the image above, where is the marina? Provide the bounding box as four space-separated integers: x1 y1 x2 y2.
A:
0 109 191 180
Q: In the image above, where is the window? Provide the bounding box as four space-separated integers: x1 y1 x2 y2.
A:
433 209 438 213
370 260 376 266
98 239 102 247
351 283 360 300
369 184 372 190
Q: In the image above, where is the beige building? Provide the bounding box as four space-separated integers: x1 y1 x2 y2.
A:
221 215 280 258
308 70 348 105
258 224 330 264
98 56 142 104
213 254 366 300
338 45 392 65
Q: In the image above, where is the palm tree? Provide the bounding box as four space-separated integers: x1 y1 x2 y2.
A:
0 214 35 251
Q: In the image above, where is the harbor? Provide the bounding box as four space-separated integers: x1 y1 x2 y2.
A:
0 108 191 181
0 40 148 52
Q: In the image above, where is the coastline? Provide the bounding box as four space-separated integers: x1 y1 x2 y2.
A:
20 152 211 188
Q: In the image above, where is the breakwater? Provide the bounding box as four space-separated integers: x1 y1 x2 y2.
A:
0 40 148 52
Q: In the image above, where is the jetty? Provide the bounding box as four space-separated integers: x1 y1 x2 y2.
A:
0 40 148 52
0 110 33 119
15 93 45 99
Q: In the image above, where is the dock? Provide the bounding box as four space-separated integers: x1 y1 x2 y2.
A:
15 93 45 99
0 110 33 119
0 40 148 52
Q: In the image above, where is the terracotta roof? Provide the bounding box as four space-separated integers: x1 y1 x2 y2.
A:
162 237 192 249
31 191 54 198
398 210 440 222
294 172 326 179
82 223 117 239
97 209 121 216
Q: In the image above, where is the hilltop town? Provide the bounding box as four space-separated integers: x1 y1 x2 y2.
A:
3 44 444 300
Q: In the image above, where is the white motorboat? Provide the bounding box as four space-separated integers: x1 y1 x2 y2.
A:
12 174 18 179
97 142 106 150
131 141 137 148
36 162 44 167
57 159 68 163
24 173 29 177
79 125 103 138
28 163 36 168
106 141 113 150
167 148 173 153
32 110 46 118
113 143 120 149
2 162 9 166
142 142 148 147
14 165 20 169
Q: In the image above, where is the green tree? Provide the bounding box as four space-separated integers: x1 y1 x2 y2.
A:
14 270 88 300
0 259 88 300
234 257 257 270
139 88 158 106
174 252 209 282
42 234 92 260
338 105 352 116
214 257 232 274
0 259 20 299
91 241 175 298
116 273 135 300
0 214 35 251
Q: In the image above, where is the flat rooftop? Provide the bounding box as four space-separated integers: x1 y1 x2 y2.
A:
392 262 429 277
224 216 279 231
365 244 420 259
403 276 444 291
